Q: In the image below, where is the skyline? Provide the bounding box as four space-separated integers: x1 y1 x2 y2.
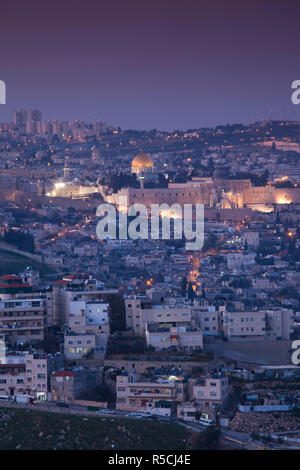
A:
5 106 300 131
1 0 300 129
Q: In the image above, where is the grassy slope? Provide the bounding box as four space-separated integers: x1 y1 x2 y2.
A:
0 407 190 450
0 249 56 276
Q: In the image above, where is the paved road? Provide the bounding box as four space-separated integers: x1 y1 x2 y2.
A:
180 419 269 449
0 400 269 449
0 400 172 423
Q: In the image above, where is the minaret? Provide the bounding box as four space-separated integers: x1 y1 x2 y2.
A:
139 173 145 189
63 157 70 179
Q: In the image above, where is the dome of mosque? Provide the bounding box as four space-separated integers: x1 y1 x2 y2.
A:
131 152 154 168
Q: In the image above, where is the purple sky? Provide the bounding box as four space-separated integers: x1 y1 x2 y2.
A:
1 0 300 130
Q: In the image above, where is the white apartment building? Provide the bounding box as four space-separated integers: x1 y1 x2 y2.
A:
252 278 276 290
64 333 96 359
0 298 45 345
73 245 98 257
221 310 266 340
190 372 229 409
125 296 203 350
64 332 107 359
0 352 47 400
64 298 110 359
116 372 187 412
145 324 203 351
192 305 223 335
177 372 229 421
265 308 294 340
241 231 260 248
68 299 110 335
225 252 256 270
51 275 118 326
125 297 192 336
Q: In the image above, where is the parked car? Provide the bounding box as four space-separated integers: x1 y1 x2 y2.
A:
14 395 34 404
199 417 215 427
97 409 115 414
137 410 152 417
127 412 144 418
0 395 10 402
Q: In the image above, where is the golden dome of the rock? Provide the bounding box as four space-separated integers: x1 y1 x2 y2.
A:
131 152 153 168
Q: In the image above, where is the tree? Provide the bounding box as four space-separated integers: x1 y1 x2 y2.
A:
181 276 187 297
174 171 188 183
79 384 115 403
275 210 281 225
3 229 35 252
36 327 62 354
103 172 139 192
195 426 221 450
107 294 126 332
188 281 195 301
208 156 215 174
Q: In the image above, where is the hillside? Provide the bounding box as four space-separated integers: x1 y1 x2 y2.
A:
0 407 190 450
0 248 56 276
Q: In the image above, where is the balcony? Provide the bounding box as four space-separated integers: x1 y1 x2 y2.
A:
127 387 174 398
0 323 43 331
